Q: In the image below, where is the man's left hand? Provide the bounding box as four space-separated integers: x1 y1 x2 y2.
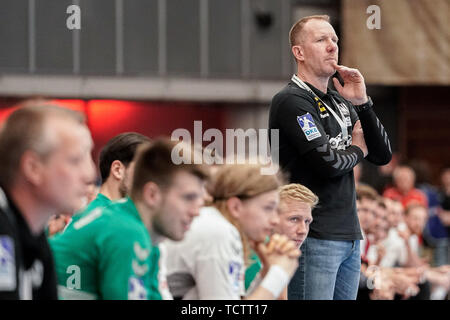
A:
332 63 368 105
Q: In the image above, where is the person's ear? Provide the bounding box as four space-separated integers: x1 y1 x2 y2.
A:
226 197 243 220
141 181 162 209
110 160 125 181
21 150 45 186
292 45 305 62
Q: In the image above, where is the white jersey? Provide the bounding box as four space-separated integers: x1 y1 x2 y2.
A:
379 227 408 267
164 206 245 300
157 242 173 300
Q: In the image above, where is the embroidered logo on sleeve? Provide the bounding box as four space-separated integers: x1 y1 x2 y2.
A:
0 236 16 291
229 261 242 294
297 113 322 141
128 276 147 300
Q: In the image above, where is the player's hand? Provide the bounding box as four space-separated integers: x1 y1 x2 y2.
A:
332 63 368 106
256 234 301 278
397 229 411 243
48 214 71 236
351 120 368 157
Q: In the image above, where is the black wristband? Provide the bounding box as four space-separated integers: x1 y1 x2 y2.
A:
354 96 373 112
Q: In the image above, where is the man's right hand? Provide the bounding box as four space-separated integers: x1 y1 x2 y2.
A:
352 120 368 157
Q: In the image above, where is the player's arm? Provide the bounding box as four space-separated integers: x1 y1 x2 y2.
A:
97 226 151 300
353 99 392 165
276 94 365 178
332 64 392 166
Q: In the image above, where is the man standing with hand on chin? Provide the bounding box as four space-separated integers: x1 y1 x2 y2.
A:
269 15 392 300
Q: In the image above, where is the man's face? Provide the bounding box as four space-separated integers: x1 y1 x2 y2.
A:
441 169 450 188
297 19 339 78
275 199 312 248
386 200 404 228
152 171 205 241
119 160 135 198
393 167 415 194
371 203 389 241
38 116 95 214
238 190 280 243
406 206 428 235
357 198 376 233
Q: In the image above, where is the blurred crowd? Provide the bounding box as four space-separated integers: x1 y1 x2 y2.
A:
355 161 450 300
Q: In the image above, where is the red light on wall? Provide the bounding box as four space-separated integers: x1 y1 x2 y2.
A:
87 100 136 133
0 107 17 124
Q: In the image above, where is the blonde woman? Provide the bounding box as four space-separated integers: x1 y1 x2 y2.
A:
164 164 300 299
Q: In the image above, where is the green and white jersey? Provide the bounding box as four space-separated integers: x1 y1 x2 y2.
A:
70 193 112 225
49 196 161 300
46 192 112 238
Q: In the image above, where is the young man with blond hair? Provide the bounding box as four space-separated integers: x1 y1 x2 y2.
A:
245 183 318 299
276 184 318 249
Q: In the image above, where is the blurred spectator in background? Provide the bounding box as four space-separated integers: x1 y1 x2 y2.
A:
366 199 390 266
356 185 378 266
398 204 429 268
422 166 450 267
381 198 408 268
46 179 100 237
361 153 400 195
410 159 440 216
383 165 428 209
47 214 72 237
440 167 450 198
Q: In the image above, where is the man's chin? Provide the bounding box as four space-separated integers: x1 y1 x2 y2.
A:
318 70 335 80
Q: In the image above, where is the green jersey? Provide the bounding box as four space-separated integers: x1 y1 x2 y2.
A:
46 194 112 238
73 193 112 222
244 251 262 291
50 196 161 300
47 193 112 239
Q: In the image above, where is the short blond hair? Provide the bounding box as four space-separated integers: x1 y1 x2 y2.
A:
0 100 85 188
289 15 330 47
279 183 318 208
